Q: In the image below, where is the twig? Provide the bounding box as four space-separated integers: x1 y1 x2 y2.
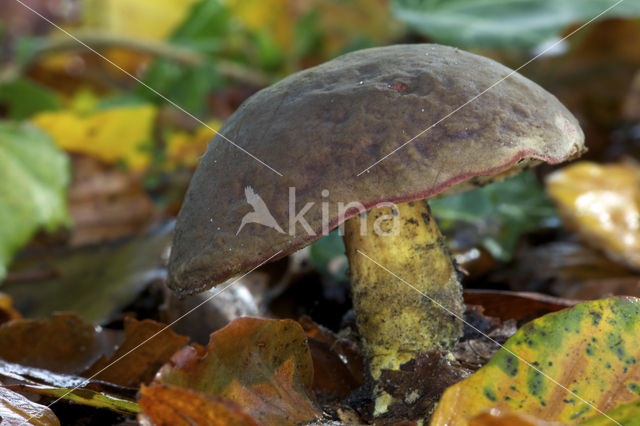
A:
13 31 272 87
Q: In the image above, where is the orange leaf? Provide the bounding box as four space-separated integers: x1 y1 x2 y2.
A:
139 384 258 426
154 317 322 425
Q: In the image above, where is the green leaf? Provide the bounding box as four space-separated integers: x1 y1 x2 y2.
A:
430 171 558 260
392 0 640 48
581 398 640 425
137 0 229 114
0 78 60 119
0 122 70 281
432 297 640 425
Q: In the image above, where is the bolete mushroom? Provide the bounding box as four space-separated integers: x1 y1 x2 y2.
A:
168 44 584 413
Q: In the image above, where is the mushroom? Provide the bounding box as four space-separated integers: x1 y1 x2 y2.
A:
168 44 584 413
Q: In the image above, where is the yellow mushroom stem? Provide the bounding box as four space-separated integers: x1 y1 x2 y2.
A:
343 199 464 381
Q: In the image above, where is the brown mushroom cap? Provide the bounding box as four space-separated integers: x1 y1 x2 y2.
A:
168 44 584 295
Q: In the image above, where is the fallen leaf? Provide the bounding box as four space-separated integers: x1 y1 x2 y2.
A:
154 317 322 425
31 105 157 171
431 297 640 425
10 383 141 415
0 359 139 415
581 398 640 425
500 240 638 297
0 122 70 281
0 312 111 375
3 222 172 323
139 384 259 426
463 290 579 324
67 155 155 246
546 161 640 270
0 382 60 426
84 318 189 388
299 316 363 403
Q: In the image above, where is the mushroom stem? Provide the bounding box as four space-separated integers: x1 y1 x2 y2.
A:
343 199 464 380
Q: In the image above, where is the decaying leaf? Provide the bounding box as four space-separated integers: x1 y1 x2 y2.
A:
0 383 60 426
67 155 155 246
139 384 259 426
3 222 173 324
84 318 189 388
154 317 322 425
0 312 113 375
431 297 640 425
546 161 640 270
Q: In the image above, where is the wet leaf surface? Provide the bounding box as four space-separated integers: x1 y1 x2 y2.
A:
0 359 139 414
431 297 640 425
546 161 640 270
154 317 323 425
139 384 259 426
0 383 60 425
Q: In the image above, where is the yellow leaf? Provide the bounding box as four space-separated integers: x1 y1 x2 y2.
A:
546 161 640 270
166 121 220 169
32 106 157 171
431 297 640 425
83 0 202 40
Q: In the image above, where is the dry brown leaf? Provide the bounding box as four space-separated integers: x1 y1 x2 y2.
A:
84 318 189 388
68 155 155 245
0 312 112 375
